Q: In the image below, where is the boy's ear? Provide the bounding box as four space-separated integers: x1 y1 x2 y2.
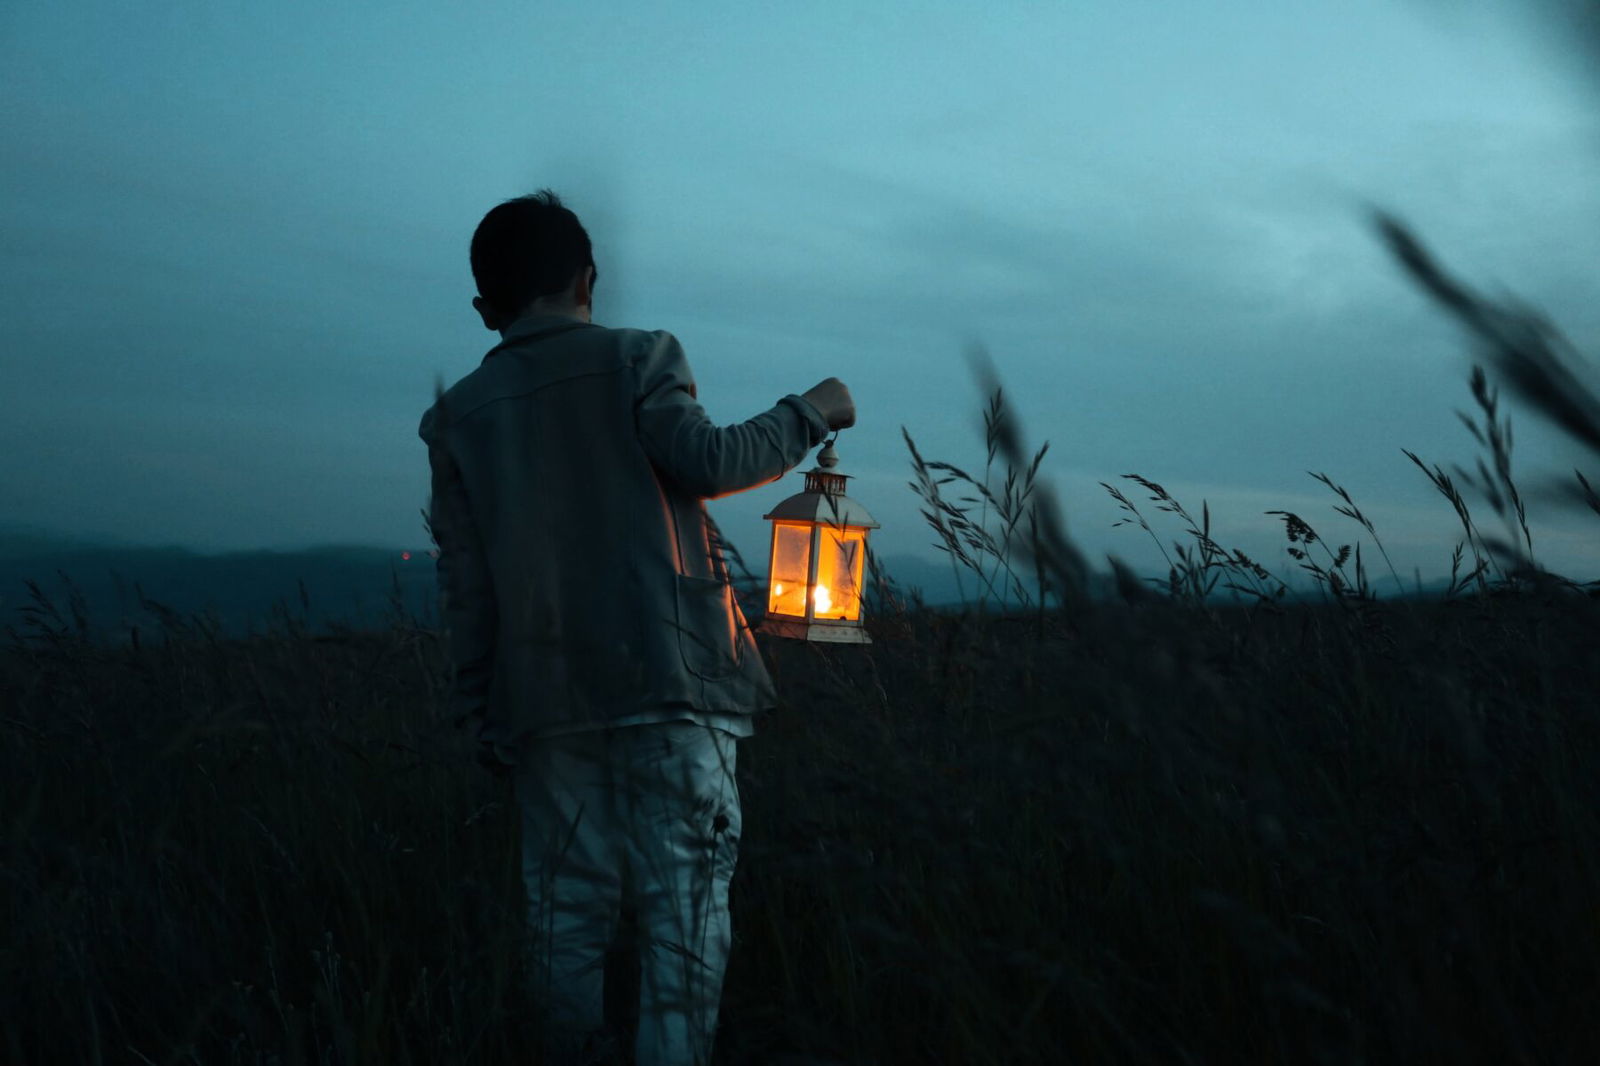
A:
574 265 594 309
472 295 502 331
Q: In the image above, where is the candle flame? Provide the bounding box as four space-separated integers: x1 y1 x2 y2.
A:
769 580 850 620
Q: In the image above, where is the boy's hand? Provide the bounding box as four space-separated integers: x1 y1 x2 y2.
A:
800 378 856 430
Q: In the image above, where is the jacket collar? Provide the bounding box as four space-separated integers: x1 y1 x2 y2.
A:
483 312 595 362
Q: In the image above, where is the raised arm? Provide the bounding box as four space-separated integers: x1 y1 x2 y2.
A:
635 330 832 499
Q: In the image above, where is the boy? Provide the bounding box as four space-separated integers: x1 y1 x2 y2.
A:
418 189 854 1065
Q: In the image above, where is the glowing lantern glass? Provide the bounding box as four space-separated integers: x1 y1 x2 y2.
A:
759 438 879 643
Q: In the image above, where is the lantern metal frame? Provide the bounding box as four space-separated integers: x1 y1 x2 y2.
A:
758 439 879 644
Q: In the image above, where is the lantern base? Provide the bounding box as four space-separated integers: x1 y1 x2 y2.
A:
756 617 873 644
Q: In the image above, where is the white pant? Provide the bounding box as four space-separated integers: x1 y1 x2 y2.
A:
512 721 741 1066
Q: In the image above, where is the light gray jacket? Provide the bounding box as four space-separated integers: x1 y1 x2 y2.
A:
418 312 829 762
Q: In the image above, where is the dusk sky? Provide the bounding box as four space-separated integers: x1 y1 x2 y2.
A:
4 0 1599 596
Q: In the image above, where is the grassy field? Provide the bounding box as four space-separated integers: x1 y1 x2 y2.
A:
4 555 1598 1065
4 216 1600 1064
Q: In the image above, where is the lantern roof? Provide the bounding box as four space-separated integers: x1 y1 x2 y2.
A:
763 487 879 529
763 440 879 529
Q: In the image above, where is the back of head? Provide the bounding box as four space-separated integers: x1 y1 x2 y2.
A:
470 189 597 318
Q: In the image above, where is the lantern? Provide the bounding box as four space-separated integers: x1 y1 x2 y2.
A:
759 437 879 643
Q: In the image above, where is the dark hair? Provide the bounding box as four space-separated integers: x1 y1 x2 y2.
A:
470 189 597 316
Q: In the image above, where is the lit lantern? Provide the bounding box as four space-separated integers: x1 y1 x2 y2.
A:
759 437 880 643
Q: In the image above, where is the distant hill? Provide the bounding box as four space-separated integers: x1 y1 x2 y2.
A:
863 551 1462 609
1 524 1468 647
0 525 437 644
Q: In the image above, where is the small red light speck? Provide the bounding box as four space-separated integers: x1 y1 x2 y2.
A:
402 551 411 560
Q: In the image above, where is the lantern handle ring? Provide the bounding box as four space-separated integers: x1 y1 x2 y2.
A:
817 436 840 469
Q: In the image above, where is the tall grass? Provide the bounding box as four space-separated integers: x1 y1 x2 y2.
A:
4 212 1600 1064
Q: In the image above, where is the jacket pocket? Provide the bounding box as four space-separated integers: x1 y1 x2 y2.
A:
674 574 743 681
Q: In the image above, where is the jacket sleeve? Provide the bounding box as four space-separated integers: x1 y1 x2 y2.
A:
635 330 831 499
419 402 498 731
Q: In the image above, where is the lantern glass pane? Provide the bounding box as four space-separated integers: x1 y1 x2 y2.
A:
767 522 813 618
813 526 867 621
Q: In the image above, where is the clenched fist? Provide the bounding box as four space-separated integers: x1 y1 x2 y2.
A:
800 377 856 430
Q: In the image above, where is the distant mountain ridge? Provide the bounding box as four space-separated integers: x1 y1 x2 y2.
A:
0 524 439 643
866 551 1462 609
1 523 1464 646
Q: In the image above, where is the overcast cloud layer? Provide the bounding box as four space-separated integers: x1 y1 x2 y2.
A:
3 0 1599 596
